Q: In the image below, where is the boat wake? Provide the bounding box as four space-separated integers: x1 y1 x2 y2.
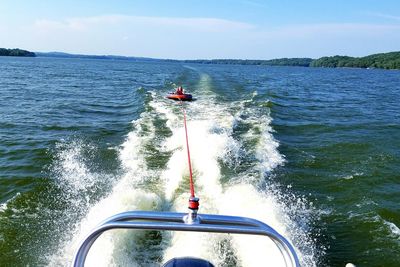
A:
48 75 318 266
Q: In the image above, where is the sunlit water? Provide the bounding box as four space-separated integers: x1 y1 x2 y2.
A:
1 57 399 266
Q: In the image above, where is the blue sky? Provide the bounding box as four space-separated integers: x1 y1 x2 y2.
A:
1 0 400 59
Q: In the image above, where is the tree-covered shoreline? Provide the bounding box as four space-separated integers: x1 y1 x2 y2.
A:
0 48 36 57
183 58 313 67
35 51 400 70
186 52 400 70
310 52 400 69
3 48 400 70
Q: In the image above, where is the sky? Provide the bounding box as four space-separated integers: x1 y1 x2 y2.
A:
1 0 400 59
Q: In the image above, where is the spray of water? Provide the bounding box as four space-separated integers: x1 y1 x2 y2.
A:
48 107 164 266
49 79 318 266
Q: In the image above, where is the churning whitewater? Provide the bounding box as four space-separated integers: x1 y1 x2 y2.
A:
48 73 317 267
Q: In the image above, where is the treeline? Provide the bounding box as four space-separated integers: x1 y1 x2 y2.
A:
0 48 36 57
185 52 400 70
310 52 400 69
35 52 162 61
10 48 400 70
183 58 313 67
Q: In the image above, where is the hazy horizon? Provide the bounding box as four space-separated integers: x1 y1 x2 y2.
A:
1 0 400 60
1 49 391 61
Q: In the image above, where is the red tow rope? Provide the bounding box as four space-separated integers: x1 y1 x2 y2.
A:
180 101 199 210
182 106 194 197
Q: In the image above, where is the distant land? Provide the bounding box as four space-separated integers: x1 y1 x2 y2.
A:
37 51 400 70
310 52 400 69
185 52 400 69
34 51 167 62
182 58 313 67
0 48 36 57
2 48 400 70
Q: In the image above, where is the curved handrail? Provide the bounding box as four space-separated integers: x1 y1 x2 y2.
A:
72 211 300 267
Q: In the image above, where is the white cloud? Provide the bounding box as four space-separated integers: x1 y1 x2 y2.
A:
18 15 256 58
1 14 400 59
32 15 254 33
254 23 400 58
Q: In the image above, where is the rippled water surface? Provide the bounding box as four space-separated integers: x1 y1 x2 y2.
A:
0 57 399 266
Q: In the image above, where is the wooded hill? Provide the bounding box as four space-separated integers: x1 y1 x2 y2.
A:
4 48 400 70
186 52 400 70
0 48 36 57
183 58 313 67
309 52 400 69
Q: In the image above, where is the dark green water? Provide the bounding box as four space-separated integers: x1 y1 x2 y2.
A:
0 57 399 266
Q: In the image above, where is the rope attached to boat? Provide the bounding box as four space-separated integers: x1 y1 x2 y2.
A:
180 101 199 210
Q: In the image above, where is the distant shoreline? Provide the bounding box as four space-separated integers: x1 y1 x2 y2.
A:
36 51 400 70
0 48 35 57
2 48 400 70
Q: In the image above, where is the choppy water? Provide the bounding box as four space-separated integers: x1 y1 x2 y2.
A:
0 57 399 267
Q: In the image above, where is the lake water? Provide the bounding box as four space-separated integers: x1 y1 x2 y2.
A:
0 57 399 266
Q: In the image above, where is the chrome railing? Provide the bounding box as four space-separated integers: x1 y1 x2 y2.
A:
72 211 300 267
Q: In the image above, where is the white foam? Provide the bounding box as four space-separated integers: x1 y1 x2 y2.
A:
384 220 400 239
157 93 239 264
232 99 285 174
0 203 6 212
0 192 21 212
156 88 313 266
50 187 161 267
219 184 287 267
254 114 285 173
50 87 316 266
49 106 162 266
53 141 98 192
